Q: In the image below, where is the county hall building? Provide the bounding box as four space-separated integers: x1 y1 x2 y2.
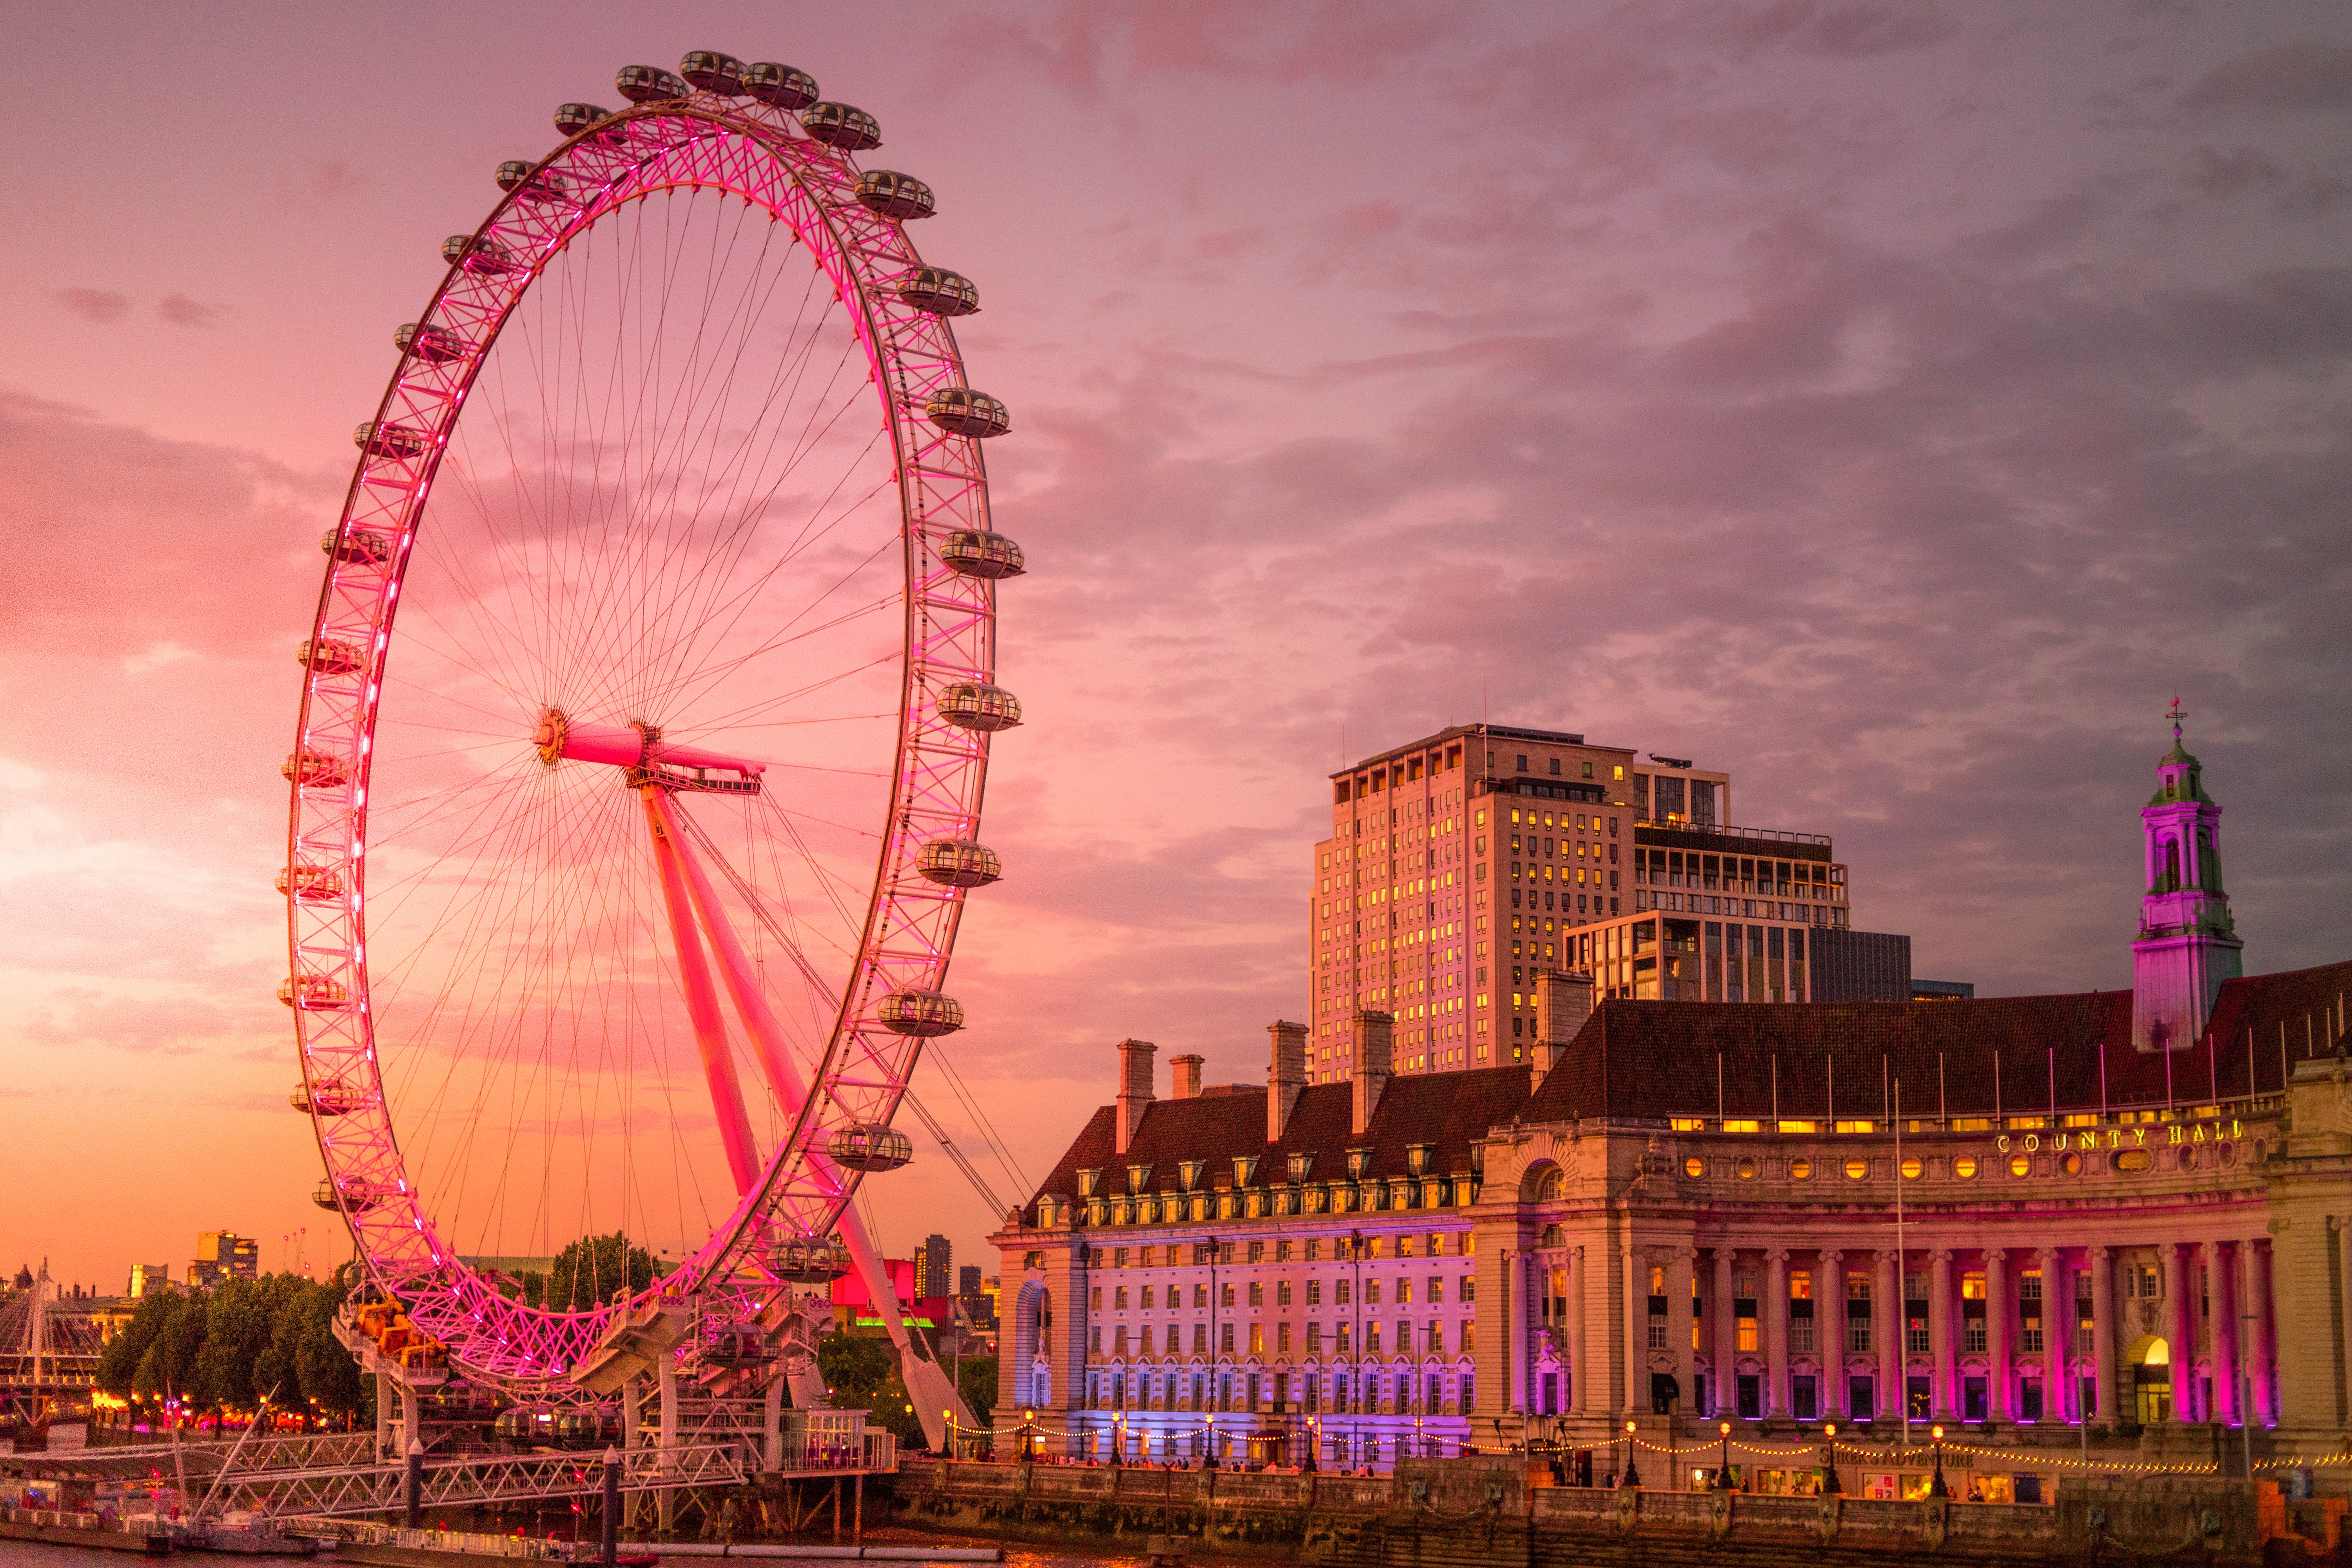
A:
991 715 2352 1498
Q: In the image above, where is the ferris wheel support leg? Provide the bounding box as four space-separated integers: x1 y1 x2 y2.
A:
642 788 761 1198
652 788 978 1453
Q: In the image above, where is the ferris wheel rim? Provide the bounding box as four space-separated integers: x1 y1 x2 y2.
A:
283 87 1006 1392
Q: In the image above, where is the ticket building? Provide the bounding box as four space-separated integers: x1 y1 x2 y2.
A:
996 718 2352 1494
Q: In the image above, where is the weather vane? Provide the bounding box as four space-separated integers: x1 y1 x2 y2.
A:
2167 693 2187 743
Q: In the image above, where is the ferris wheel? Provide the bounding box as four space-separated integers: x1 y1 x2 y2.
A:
281 52 1020 1432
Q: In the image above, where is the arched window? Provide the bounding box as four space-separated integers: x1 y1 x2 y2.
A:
2163 839 2180 892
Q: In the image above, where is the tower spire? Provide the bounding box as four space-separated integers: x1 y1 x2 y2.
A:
2131 700 2242 1051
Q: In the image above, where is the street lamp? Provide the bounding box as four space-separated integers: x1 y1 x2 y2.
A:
1821 1421 1843 1495
1716 1421 1735 1490
1928 1424 1948 1499
1305 1416 1319 1474
1621 1418 1641 1489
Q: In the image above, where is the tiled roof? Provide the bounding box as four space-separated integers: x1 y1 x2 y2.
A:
1026 1067 1535 1203
1524 958 2352 1122
1026 961 2352 1203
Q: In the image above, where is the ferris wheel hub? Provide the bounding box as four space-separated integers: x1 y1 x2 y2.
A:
536 707 768 793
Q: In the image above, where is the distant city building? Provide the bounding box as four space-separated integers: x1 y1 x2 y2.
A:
1001 713 2352 1476
1312 724 1855 1082
1809 928 1913 1002
127 1263 172 1299
919 1234 953 1299
958 1264 982 1296
1913 978 1975 1000
188 1232 258 1290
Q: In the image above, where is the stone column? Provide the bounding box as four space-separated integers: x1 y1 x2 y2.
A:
1929 1249 1955 1420
1766 1249 1790 1419
2248 1240 2275 1426
1623 1238 1644 1421
2035 1246 2063 1422
1571 1245 1591 1414
2162 1242 2193 1425
1818 1249 1844 1418
1985 1249 2010 1423
1875 1249 1901 1424
1670 1247 1698 1419
1508 1250 1528 1414
2207 1240 2238 1426
2090 1247 2118 1423
1712 1250 1736 1418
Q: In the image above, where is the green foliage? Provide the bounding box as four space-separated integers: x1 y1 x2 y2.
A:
100 1275 371 1422
542 1234 656 1314
955 1355 997 1428
98 1292 181 1399
815 1332 922 1447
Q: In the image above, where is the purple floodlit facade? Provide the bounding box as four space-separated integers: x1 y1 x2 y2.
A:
2131 703 2243 1054
996 718 2352 1497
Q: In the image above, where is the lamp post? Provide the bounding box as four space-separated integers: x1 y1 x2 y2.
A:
1716 1421 1735 1490
1621 1418 1641 1489
1111 1411 1123 1468
1820 1421 1842 1495
1928 1424 1948 1499
1305 1415 1319 1474
1206 1414 1217 1470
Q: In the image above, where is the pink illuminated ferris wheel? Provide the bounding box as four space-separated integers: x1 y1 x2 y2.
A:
281 53 1021 1401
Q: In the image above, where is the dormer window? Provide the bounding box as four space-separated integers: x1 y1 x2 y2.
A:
1346 1147 1372 1180
1127 1163 1152 1191
1232 1155 1259 1187
1178 1159 1205 1191
1406 1144 1431 1177
1287 1151 1315 1182
1077 1168 1101 1198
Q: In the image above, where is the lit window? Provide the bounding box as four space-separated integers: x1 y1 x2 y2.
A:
1844 1158 1868 1180
2008 1154 2031 1177
1777 1120 1817 1133
1954 1156 1978 1178
1722 1119 1760 1133
1900 1158 1923 1180
1790 1159 1812 1181
1683 1156 1706 1179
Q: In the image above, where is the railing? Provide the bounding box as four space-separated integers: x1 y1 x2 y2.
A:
209 1442 753 1519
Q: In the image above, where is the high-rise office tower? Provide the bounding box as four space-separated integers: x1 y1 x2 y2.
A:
1308 724 1854 1082
919 1233 953 1299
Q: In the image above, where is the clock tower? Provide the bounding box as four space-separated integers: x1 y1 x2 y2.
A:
2131 700 2243 1052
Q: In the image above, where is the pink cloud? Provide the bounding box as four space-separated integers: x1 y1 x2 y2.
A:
53 288 129 323
157 293 226 328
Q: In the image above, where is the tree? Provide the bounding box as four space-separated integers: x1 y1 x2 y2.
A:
99 1293 180 1399
816 1332 922 1448
543 1234 656 1314
192 1277 275 1412
955 1355 997 1429
136 1292 209 1402
294 1282 368 1425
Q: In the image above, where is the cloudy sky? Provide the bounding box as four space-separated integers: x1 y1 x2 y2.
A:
2 2 2348 1289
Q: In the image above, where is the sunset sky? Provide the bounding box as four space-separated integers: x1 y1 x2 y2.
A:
3 2 2349 1292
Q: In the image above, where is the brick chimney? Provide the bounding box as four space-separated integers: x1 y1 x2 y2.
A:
1115 1038 1156 1155
1350 1011 1394 1136
1170 1054 1203 1100
1533 970 1595 1082
1266 1020 1307 1142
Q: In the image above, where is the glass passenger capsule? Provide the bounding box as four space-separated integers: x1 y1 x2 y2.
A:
495 161 569 203
799 102 881 150
394 322 464 364
680 51 747 94
826 1121 918 1168
312 1176 383 1213
744 62 819 111
939 530 1025 580
916 840 1002 888
876 989 965 1037
770 1235 851 1283
554 1410 612 1448
854 170 935 221
289 1077 362 1116
353 421 427 460
897 266 979 317
616 64 689 103
443 234 517 275
554 102 621 141
277 860 346 901
923 388 1011 439
298 637 365 676
283 751 350 788
937 681 1021 731
321 526 396 568
279 972 348 1010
